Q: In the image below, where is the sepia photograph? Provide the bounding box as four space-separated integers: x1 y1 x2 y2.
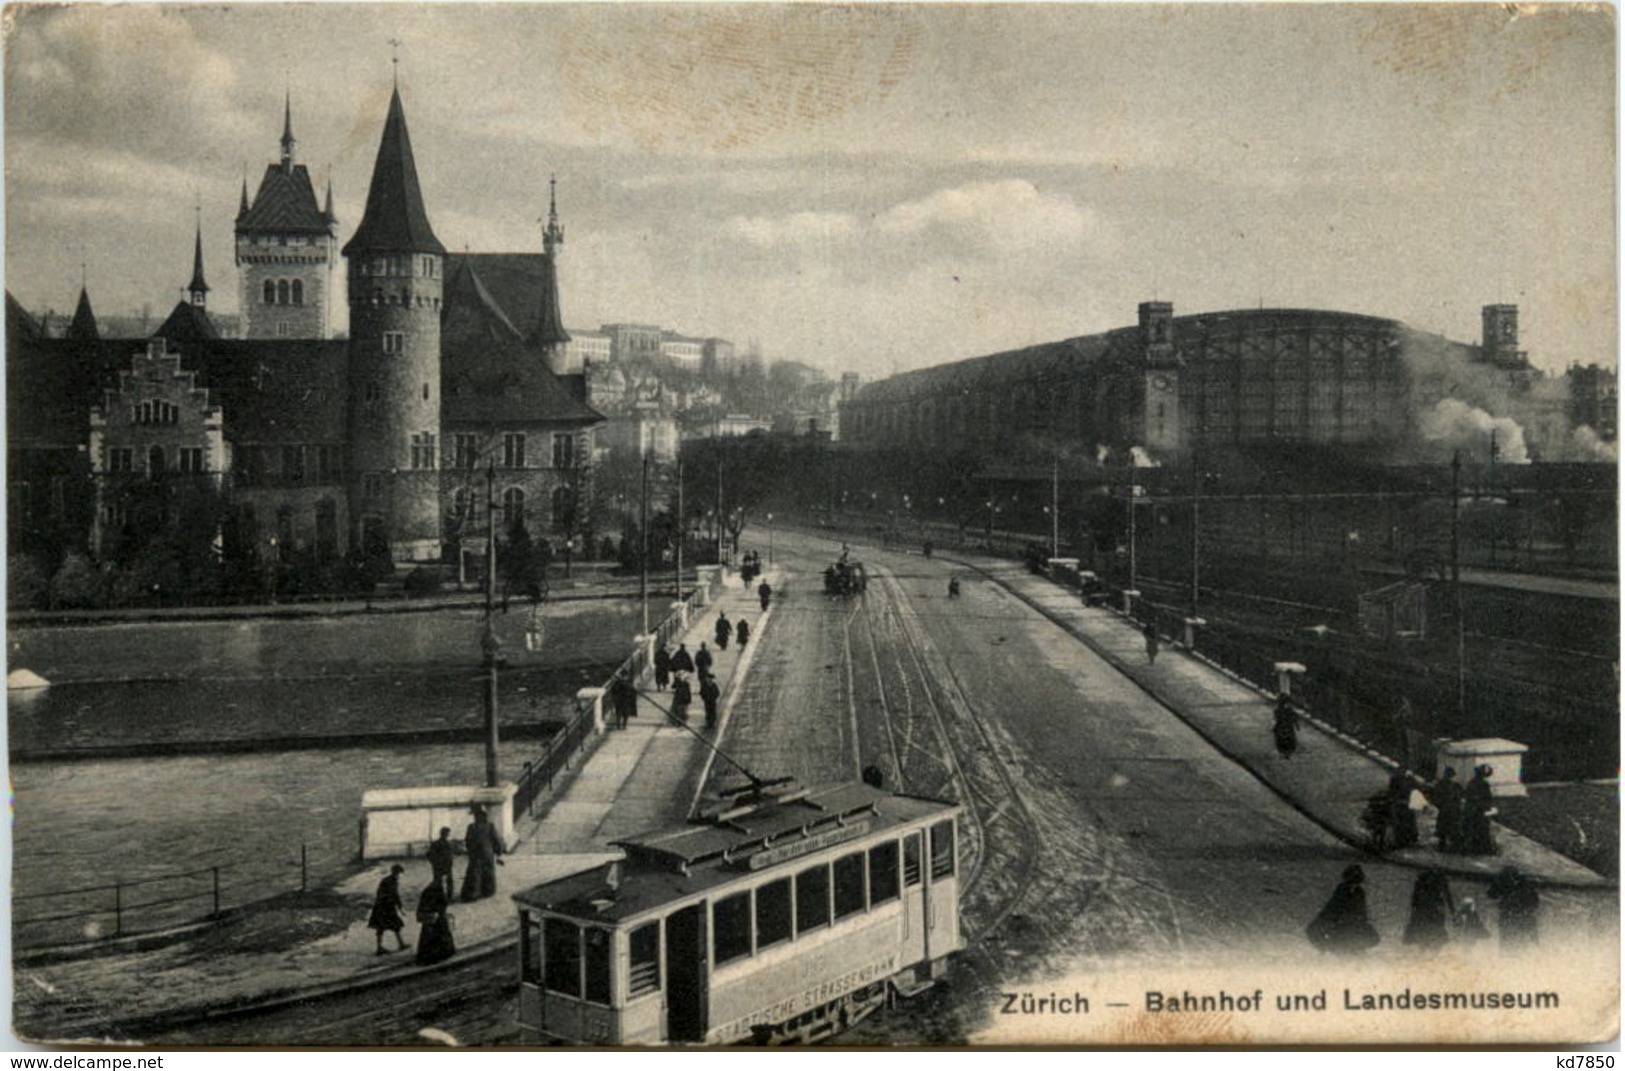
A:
3 1 1618 1050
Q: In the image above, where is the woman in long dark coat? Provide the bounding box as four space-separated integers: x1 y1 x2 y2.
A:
653 645 672 691
1402 869 1455 950
1430 767 1465 853
735 617 750 650
1460 765 1497 855
1272 696 1299 759
415 880 456 965
1386 773 1419 849
715 613 732 651
368 864 408 954
1306 864 1380 955
460 806 503 902
671 674 693 723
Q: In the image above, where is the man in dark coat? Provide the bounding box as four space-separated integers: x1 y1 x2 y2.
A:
695 642 714 678
611 671 639 729
735 617 751 650
1306 864 1380 955
758 580 772 612
1402 869 1455 950
1386 773 1419 849
715 613 732 651
368 864 408 954
1272 695 1299 759
1430 767 1465 854
1461 765 1497 855
672 674 693 723
1487 866 1540 949
671 644 695 676
425 826 456 900
699 674 721 729
1143 622 1160 664
415 880 456 965
460 806 503 902
653 645 672 691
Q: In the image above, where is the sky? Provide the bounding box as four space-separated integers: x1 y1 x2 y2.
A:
4 3 1616 378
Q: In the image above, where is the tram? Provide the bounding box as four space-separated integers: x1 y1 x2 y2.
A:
513 782 963 1045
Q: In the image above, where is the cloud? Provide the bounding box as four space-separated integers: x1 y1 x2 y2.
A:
877 180 1100 253
722 211 860 249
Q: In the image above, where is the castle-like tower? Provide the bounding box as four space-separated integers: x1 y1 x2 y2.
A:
343 84 445 562
235 94 337 339
531 176 575 374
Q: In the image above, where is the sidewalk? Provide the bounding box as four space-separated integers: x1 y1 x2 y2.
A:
957 552 1610 890
13 569 781 1044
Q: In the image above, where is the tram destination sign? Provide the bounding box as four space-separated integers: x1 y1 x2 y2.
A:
744 818 874 870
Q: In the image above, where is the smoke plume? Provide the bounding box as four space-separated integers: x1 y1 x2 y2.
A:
1418 398 1530 463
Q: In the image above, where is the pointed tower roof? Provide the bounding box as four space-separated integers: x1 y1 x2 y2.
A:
323 176 336 226
67 286 99 342
531 177 571 347
343 87 445 256
238 102 331 237
238 175 250 220
280 90 296 168
188 220 210 302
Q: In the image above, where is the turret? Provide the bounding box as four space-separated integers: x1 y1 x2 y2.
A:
343 84 445 562
188 214 209 308
531 175 575 373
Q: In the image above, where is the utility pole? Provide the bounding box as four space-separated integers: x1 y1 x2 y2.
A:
1127 457 1138 596
639 448 650 635
715 440 724 566
1451 452 1467 716
1189 430 1201 618
674 455 684 602
1050 453 1060 559
481 461 501 788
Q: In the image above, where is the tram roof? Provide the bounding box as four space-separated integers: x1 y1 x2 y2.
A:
512 783 958 923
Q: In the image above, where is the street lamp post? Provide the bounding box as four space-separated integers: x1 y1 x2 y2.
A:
1450 450 1466 728
482 461 501 789
767 512 774 566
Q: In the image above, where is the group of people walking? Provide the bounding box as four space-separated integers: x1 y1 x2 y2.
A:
1361 765 1499 856
367 805 505 966
1307 863 1539 956
650 610 753 731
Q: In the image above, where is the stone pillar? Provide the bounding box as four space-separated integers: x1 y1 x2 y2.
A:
1047 557 1079 584
672 600 688 630
1122 588 1140 614
1274 661 1306 698
577 686 607 736
635 634 654 677
1183 617 1206 649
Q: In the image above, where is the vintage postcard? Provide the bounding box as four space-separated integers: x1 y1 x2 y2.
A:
5 2 1617 1050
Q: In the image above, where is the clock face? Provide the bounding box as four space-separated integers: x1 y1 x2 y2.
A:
1151 374 1172 391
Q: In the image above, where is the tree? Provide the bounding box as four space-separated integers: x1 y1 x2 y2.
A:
8 553 47 611
49 550 101 609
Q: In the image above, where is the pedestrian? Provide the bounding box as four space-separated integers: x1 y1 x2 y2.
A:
672 674 693 723
1407 780 1433 848
368 864 409 955
699 674 721 729
1429 766 1465 854
1402 869 1456 951
735 617 751 650
695 642 713 678
654 644 672 691
459 805 504 902
715 613 732 651
414 879 456 966
1306 864 1380 955
758 579 772 612
671 643 695 677
948 577 961 598
1386 773 1419 849
425 826 456 900
1487 865 1540 949
611 670 638 730
1460 764 1497 855
1143 622 1159 664
1453 897 1491 947
1272 695 1299 759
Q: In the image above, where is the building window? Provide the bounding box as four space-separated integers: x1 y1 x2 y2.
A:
291 279 304 305
410 432 436 470
282 445 305 482
277 280 290 305
178 447 205 474
502 487 525 529
147 445 166 478
383 332 404 355
503 433 526 469
454 433 479 470
315 498 338 560
264 280 276 304
108 447 134 473
315 445 341 482
550 485 575 534
552 433 575 469
277 321 292 337
363 473 382 500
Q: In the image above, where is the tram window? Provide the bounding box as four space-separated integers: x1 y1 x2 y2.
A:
714 891 753 965
833 851 867 920
584 926 612 1005
930 820 956 879
903 832 923 887
628 923 660 997
796 865 830 933
543 918 582 997
869 840 900 905
520 911 542 983
756 878 792 950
